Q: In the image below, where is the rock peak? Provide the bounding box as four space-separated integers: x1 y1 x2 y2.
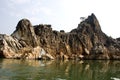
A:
87 13 99 25
89 13 101 32
72 13 102 35
16 18 32 29
11 18 38 47
91 13 96 18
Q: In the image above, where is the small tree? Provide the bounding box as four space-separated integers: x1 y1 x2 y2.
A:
80 17 86 21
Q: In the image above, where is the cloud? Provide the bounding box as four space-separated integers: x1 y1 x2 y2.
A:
5 0 54 21
9 0 31 5
29 17 41 25
9 12 22 18
23 7 41 16
40 7 53 16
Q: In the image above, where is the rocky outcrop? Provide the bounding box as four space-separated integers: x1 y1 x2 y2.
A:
0 13 120 60
11 19 38 47
0 19 53 60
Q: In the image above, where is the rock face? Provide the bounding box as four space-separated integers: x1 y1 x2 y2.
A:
0 14 120 60
0 19 53 59
11 19 38 47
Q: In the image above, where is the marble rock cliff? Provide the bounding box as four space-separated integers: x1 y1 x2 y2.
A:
0 13 120 60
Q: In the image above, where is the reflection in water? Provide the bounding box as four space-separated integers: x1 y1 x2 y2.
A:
0 59 120 80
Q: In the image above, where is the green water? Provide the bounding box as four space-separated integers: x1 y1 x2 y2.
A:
0 59 120 80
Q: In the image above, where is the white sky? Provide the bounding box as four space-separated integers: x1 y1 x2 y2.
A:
0 0 120 38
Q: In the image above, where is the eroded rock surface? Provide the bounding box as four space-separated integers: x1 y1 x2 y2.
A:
0 14 120 60
0 19 53 60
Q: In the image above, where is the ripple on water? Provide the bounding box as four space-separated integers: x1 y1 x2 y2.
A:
111 77 120 80
55 78 66 80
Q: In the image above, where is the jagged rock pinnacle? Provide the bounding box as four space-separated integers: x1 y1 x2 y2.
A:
11 19 38 47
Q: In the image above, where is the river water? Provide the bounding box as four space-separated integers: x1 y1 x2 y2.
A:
0 59 120 80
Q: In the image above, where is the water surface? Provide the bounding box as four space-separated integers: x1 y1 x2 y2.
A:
0 59 120 80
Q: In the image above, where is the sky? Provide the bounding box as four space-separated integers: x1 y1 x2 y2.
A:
0 0 120 38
